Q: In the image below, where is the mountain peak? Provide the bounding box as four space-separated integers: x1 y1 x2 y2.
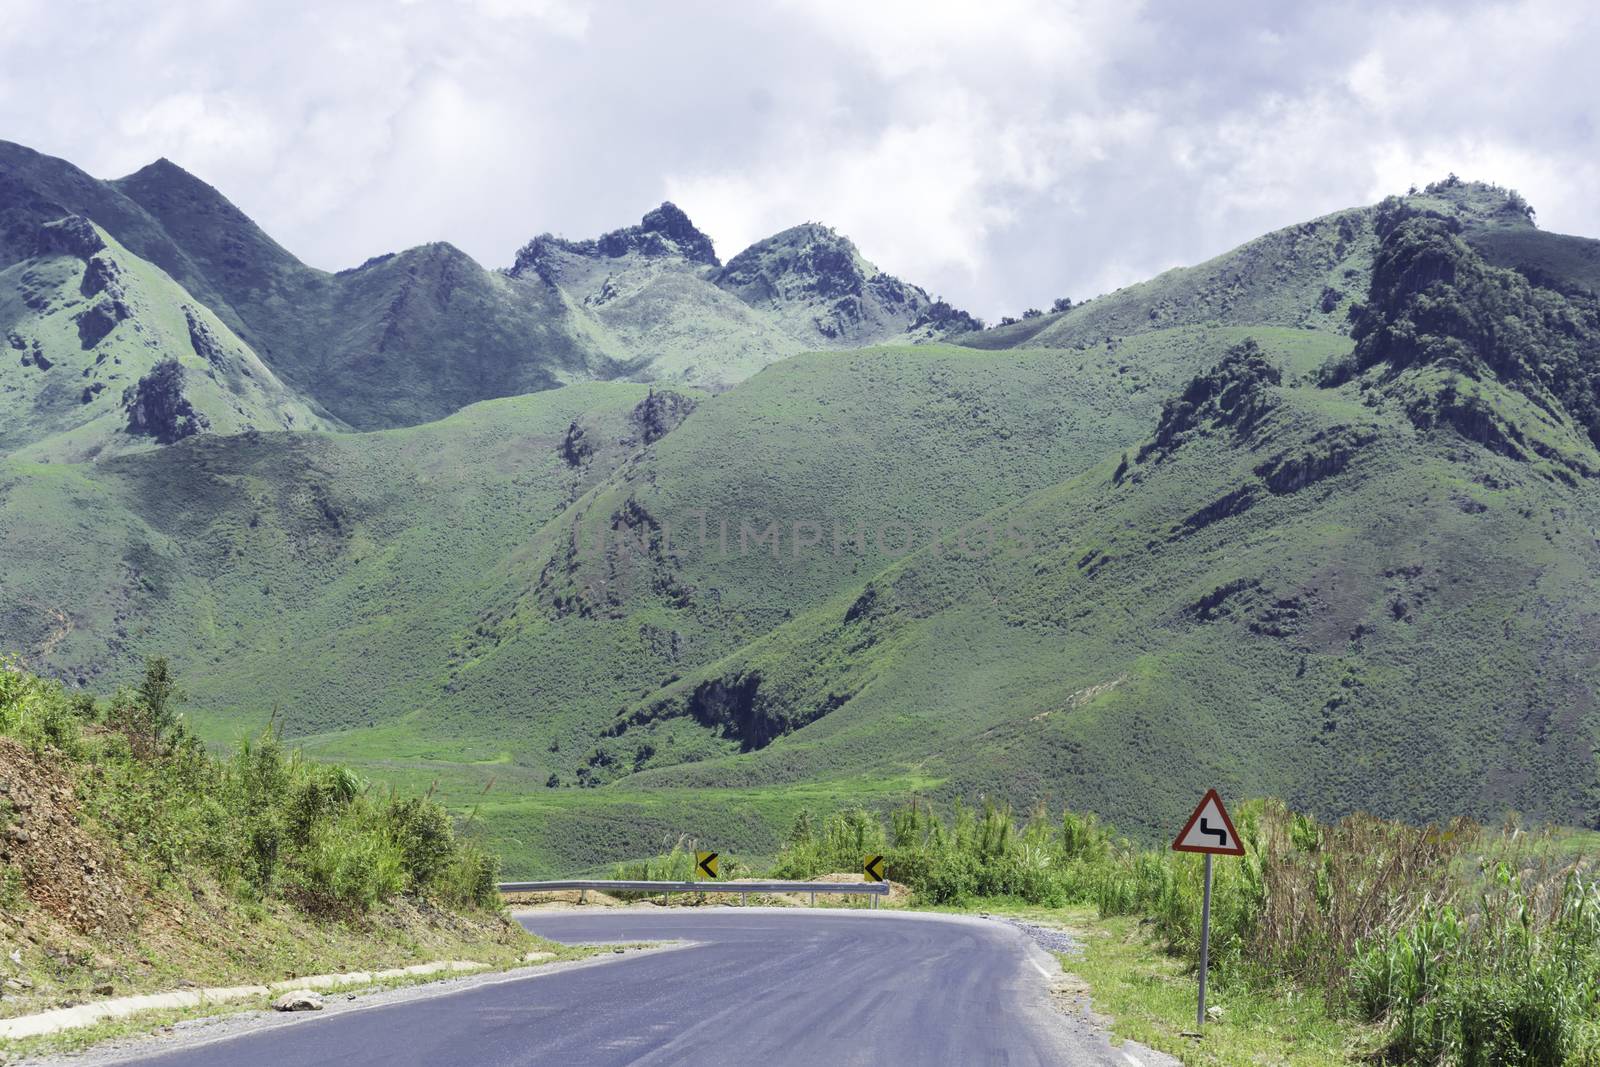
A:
714 222 876 305
510 201 720 280
118 156 213 195
1386 176 1538 236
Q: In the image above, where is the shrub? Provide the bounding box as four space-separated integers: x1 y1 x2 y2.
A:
295 816 408 912
106 656 191 756
0 659 498 918
386 795 456 888
0 657 80 754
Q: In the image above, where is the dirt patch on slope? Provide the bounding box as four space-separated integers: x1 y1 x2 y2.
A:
0 738 136 938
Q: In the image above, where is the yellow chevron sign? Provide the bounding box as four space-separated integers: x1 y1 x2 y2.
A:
864 854 886 883
695 851 719 879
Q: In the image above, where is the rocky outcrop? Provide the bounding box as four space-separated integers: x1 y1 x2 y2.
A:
511 202 720 281
80 254 123 298
1342 214 1600 448
712 222 975 342
1254 426 1378 494
183 305 228 366
1172 485 1259 538
559 419 592 467
628 389 698 445
909 298 983 335
73 298 129 349
33 215 104 259
1138 339 1282 463
715 223 868 304
123 359 209 443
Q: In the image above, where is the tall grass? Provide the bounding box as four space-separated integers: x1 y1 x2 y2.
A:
767 798 1600 1063
1 657 499 914
609 835 752 888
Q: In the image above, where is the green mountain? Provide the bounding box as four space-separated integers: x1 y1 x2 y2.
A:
2 141 970 433
2 156 1597 876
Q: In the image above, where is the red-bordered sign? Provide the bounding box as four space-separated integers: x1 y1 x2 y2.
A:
1171 789 1245 856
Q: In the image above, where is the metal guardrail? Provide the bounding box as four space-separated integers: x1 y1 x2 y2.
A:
498 879 889 908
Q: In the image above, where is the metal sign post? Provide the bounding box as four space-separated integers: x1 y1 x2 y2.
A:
864 855 886 909
1197 853 1212 1030
1171 789 1243 1034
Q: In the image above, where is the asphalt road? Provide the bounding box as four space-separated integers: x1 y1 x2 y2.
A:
96 908 1169 1067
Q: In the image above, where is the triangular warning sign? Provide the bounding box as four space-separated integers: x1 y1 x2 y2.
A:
1171 789 1245 856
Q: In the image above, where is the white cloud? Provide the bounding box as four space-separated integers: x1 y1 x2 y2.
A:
117 93 286 174
667 89 1014 283
0 0 1594 318
469 0 590 35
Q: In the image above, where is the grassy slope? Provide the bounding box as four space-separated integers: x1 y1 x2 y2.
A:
611 363 1600 851
0 381 663 711
957 179 1543 357
13 313 1590 877
958 202 1377 352
0 669 553 1057
2 328 1325 874
0 223 330 462
292 329 1351 873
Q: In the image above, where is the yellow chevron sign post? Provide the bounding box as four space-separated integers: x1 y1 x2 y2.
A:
1171 789 1244 1032
863 855 885 883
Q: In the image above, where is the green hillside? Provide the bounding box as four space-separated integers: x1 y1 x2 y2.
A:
2 163 1597 877
961 175 1543 354
1 216 331 462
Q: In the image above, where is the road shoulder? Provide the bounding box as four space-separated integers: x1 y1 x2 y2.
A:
14 943 682 1067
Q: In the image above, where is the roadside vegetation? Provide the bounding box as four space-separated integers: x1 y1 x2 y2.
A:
2 655 498 913
0 657 536 1039
758 800 1600 1064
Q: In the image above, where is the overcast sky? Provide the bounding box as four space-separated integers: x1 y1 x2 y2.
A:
3 0 1596 319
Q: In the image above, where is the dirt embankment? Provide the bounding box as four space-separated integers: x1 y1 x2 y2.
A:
0 738 137 938
0 739 526 1025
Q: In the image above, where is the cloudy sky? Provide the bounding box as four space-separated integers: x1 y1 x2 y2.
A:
3 0 1595 319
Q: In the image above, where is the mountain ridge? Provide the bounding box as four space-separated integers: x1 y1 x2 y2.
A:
1 141 977 439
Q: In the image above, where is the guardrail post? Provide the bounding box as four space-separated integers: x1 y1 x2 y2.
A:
741 892 748 908
810 891 816 907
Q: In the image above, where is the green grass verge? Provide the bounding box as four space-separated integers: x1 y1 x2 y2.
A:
1069 910 1356 1066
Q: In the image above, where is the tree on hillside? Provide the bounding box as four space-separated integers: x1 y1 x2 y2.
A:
110 655 189 755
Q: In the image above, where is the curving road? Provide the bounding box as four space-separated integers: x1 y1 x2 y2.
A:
87 908 1171 1067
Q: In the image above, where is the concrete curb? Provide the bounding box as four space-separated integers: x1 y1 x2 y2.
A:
0 961 489 1040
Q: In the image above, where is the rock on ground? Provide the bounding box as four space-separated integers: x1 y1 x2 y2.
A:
272 990 324 1012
